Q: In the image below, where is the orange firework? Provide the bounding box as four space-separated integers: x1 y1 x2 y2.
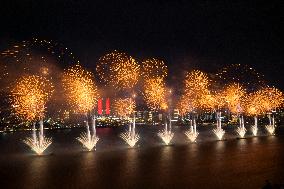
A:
200 91 226 112
185 70 210 93
259 87 284 112
113 98 136 118
245 90 267 116
223 83 246 114
181 70 211 112
62 64 99 114
176 94 195 115
96 50 140 90
143 77 167 110
141 58 168 79
11 75 54 121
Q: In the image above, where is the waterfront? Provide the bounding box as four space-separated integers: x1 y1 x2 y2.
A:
0 125 283 188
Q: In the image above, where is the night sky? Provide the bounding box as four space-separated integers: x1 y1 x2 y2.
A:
1 1 283 89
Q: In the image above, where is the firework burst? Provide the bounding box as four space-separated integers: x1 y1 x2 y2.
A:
245 90 267 136
113 98 136 118
143 77 167 111
96 50 140 90
178 70 211 142
259 87 284 135
62 64 99 114
62 64 100 151
223 83 247 138
11 75 54 155
141 58 168 79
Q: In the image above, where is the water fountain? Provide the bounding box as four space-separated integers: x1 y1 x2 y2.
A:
213 111 225 140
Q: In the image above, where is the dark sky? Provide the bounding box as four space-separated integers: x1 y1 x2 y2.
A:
1 0 283 89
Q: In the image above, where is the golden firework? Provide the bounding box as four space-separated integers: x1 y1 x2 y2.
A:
96 50 140 90
141 58 168 79
259 87 284 112
62 64 99 114
245 90 267 116
11 75 54 121
113 98 136 118
223 83 246 114
143 77 167 110
199 91 226 112
180 70 211 112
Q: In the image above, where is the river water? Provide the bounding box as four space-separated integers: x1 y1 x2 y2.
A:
0 125 283 188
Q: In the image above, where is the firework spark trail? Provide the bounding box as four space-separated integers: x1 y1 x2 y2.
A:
96 50 140 90
113 98 135 119
62 64 100 151
143 78 167 111
141 58 168 79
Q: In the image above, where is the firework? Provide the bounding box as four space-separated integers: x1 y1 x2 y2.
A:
178 70 211 142
62 64 99 114
258 87 284 135
11 75 54 155
223 83 247 137
11 75 54 121
96 50 140 90
223 83 246 114
245 90 267 136
260 87 284 112
76 132 99 151
23 135 52 155
120 131 140 147
62 64 100 151
213 127 226 140
158 129 174 145
113 98 139 147
216 64 266 91
141 58 168 79
143 78 167 110
113 98 136 118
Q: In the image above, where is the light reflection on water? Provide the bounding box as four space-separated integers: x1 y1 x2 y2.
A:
0 126 283 188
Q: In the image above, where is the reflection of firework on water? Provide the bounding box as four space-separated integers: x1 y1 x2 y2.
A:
62 64 99 114
141 58 167 79
143 78 167 110
11 75 54 121
113 98 135 118
120 131 139 147
23 136 52 155
96 50 140 90
184 130 198 142
77 132 99 151
158 129 174 145
216 64 266 91
213 128 225 140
